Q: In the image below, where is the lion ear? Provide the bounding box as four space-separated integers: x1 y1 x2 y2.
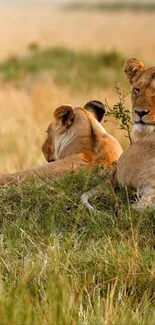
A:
124 58 145 85
84 100 105 122
54 105 75 128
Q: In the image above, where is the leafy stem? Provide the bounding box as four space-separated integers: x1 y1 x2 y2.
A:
105 84 133 145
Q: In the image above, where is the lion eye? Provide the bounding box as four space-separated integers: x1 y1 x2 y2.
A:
133 87 140 94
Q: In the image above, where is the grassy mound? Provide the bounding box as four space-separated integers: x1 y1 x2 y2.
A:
65 1 155 11
0 168 155 324
0 47 125 90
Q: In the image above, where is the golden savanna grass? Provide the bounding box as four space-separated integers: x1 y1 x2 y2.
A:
1 7 155 325
0 8 155 172
0 9 155 61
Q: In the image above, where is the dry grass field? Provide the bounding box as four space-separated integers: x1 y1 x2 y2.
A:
1 9 155 61
1 8 155 173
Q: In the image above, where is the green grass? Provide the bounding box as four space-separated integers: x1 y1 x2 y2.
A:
0 47 125 90
0 168 155 324
65 1 155 11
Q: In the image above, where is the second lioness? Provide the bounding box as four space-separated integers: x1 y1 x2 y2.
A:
0 100 123 185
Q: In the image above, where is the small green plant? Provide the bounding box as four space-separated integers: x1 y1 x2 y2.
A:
27 42 40 52
105 84 133 144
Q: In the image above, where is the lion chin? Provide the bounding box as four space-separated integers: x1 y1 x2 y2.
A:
112 58 155 210
0 100 123 186
132 123 155 143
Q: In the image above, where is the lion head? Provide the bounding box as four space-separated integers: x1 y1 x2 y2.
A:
124 58 155 142
0 100 123 186
42 100 106 163
42 100 122 167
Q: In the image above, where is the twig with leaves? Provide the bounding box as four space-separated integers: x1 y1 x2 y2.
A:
105 84 133 145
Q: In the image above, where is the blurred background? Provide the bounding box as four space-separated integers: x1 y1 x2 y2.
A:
0 0 155 172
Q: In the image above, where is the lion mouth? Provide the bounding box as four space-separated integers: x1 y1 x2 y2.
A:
133 109 150 125
135 120 146 125
134 116 152 125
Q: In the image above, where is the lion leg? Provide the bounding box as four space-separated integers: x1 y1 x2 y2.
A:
131 190 155 210
0 170 36 186
0 154 91 186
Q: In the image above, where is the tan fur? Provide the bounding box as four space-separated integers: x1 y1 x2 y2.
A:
113 58 155 209
0 101 123 186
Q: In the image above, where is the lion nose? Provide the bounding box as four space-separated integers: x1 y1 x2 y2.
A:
135 110 150 117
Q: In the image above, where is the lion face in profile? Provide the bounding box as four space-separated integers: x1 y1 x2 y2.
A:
124 58 155 142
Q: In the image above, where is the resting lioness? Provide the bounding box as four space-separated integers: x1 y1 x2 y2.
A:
112 58 155 209
81 59 155 211
0 100 123 185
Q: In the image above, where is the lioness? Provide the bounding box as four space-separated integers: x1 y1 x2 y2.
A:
0 100 123 186
81 59 155 211
112 58 155 209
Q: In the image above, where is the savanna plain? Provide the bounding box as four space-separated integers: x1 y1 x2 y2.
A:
1 5 155 324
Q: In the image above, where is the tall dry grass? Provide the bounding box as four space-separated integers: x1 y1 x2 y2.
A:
0 8 153 173
0 10 155 61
